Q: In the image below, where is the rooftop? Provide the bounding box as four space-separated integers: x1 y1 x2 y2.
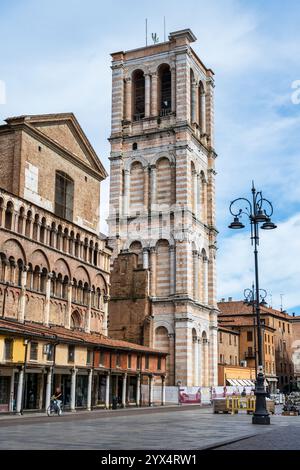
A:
218 300 295 320
0 318 166 355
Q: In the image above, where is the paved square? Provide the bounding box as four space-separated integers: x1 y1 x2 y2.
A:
0 407 299 450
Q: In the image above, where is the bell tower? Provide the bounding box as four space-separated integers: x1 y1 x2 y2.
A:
108 29 218 386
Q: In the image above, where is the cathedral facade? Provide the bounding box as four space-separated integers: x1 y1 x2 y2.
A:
108 30 218 386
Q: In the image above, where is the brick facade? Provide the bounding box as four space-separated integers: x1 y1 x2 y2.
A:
0 113 166 413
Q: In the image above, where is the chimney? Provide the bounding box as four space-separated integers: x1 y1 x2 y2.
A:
228 297 233 302
293 313 295 317
221 298 225 302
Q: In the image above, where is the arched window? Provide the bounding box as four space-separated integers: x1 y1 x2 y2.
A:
129 241 143 266
158 64 171 116
55 171 74 221
40 268 48 293
50 222 56 247
62 275 68 299
40 218 46 244
18 207 25 234
130 162 144 211
132 70 145 121
132 142 138 150
25 211 32 237
156 240 170 297
190 69 196 123
17 259 24 287
156 158 172 206
75 234 80 257
155 326 173 385
5 202 14 230
33 214 39 241
93 243 98 266
33 266 41 291
71 310 81 330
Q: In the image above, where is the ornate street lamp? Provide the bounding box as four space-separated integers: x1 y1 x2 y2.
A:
244 285 268 377
229 182 277 425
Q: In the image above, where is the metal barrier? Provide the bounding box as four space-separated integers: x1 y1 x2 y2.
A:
226 396 256 414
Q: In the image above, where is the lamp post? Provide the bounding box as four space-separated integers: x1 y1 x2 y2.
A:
244 286 268 378
229 182 277 425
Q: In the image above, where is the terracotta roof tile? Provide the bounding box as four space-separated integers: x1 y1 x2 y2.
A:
218 300 294 320
0 319 166 355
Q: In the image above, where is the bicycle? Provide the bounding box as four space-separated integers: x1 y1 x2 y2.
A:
47 399 63 417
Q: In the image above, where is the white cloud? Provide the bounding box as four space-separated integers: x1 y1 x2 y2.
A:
218 212 300 311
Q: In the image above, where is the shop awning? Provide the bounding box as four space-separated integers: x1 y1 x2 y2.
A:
227 378 255 387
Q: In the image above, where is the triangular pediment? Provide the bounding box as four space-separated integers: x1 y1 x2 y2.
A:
5 113 107 179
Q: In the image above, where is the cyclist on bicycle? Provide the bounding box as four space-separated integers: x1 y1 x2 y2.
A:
51 387 63 414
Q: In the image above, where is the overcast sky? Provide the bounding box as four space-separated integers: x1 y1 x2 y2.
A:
1 0 300 313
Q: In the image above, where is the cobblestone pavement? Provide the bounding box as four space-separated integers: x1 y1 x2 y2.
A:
214 423 300 450
0 406 299 450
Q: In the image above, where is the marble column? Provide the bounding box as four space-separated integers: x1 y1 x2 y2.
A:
105 373 110 409
143 248 149 269
161 376 166 405
136 374 141 406
85 288 92 333
16 367 24 414
150 248 156 297
191 81 197 123
171 67 176 113
201 91 206 134
70 368 77 412
125 78 132 121
87 368 93 411
18 267 27 323
151 72 158 116
45 367 53 411
145 74 151 118
43 273 52 327
122 373 127 408
149 375 153 406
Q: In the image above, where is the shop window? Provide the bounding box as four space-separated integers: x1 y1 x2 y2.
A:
4 339 13 360
68 345 75 363
30 342 38 361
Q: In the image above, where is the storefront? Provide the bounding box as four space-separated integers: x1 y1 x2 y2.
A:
93 373 106 407
76 374 88 408
0 368 15 413
0 376 10 412
127 376 137 404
